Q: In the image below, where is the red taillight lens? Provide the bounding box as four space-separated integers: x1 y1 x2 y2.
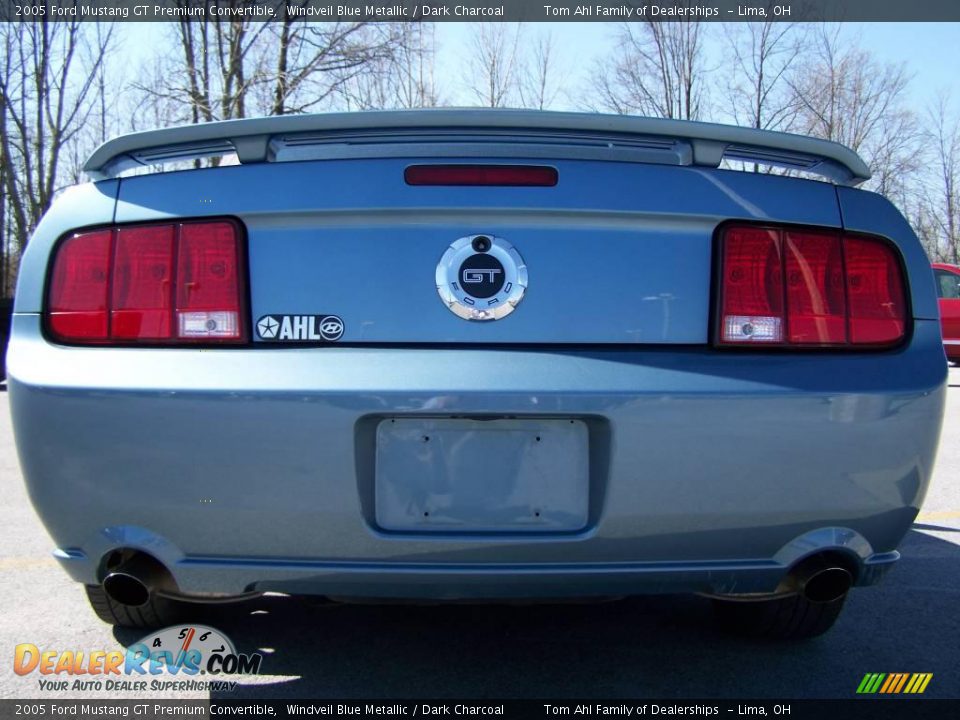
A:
405 165 558 187
48 230 112 341
47 220 246 344
111 225 175 340
720 226 784 343
176 222 243 339
718 224 906 348
844 236 907 345
784 231 847 345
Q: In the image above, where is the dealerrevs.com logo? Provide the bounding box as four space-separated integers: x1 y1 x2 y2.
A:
14 625 262 693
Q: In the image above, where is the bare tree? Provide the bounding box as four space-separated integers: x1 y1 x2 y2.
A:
592 20 707 120
463 23 523 108
336 23 442 110
518 31 562 111
132 16 407 124
133 18 262 124
126 60 189 133
789 26 921 198
390 23 442 109
264 20 407 115
57 23 126 186
0 22 114 271
915 97 960 263
723 18 805 131
0 33 10 297
0 152 8 296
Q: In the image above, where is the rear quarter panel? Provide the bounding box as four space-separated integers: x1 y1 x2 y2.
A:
13 181 120 314
836 186 940 321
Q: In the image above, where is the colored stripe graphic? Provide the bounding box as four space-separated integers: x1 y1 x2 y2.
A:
856 673 886 694
857 673 932 694
880 673 907 693
879 674 896 693
906 673 934 694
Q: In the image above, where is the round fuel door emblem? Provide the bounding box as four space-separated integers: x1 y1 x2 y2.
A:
436 235 527 321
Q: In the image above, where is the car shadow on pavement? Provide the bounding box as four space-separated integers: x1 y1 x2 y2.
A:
112 528 960 699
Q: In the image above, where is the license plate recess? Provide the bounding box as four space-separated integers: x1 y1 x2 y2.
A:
374 418 589 532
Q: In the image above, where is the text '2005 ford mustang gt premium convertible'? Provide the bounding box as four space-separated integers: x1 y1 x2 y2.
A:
7 110 947 639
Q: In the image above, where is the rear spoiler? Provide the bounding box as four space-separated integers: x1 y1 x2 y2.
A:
84 109 871 186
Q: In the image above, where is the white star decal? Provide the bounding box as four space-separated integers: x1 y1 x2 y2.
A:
257 316 279 339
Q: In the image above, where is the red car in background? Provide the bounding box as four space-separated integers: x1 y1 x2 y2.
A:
933 263 960 362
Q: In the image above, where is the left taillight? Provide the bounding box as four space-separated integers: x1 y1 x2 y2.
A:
46 219 247 344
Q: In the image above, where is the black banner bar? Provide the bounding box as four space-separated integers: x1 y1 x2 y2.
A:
2 700 958 720
2 0 960 23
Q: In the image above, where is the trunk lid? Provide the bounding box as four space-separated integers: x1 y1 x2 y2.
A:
114 156 842 344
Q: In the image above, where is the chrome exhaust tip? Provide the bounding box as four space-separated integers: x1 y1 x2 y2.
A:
800 566 853 604
786 556 853 604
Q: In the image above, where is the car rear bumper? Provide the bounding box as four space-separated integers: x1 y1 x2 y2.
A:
50 544 901 600
8 315 947 598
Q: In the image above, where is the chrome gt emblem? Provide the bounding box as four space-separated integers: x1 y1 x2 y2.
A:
436 235 527 321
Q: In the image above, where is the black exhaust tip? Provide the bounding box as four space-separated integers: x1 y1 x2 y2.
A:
103 572 150 607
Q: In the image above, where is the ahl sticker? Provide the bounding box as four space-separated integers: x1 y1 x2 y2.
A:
256 314 344 342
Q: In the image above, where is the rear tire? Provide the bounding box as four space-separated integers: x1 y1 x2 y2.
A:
85 585 190 629
712 592 847 640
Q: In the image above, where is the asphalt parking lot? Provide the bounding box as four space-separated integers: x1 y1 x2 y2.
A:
1 368 958 701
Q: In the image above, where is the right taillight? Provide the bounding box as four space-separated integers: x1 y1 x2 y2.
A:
46 219 247 345
718 224 906 348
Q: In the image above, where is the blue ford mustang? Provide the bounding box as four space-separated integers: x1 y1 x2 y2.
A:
7 110 947 638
